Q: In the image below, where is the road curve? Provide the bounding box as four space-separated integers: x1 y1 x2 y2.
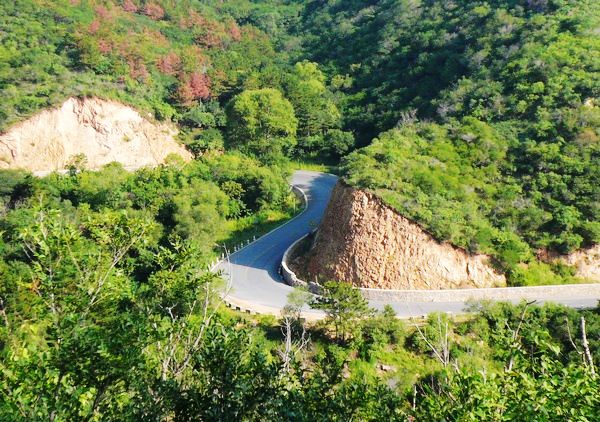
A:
218 171 599 318
217 171 337 319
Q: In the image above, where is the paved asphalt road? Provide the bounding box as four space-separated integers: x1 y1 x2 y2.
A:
218 171 599 319
217 171 336 319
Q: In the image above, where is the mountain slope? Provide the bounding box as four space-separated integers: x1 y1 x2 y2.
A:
0 0 298 130
291 0 599 284
302 181 506 289
296 0 600 143
0 97 191 172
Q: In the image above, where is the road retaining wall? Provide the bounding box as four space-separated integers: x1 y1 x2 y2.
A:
280 234 600 303
280 185 323 293
281 230 322 294
360 283 600 303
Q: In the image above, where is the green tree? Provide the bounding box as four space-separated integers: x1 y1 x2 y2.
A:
225 88 298 159
285 61 341 142
175 323 279 421
324 129 355 157
310 281 372 343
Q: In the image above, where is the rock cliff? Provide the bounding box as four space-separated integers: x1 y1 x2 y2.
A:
550 245 600 281
0 97 191 173
302 182 506 290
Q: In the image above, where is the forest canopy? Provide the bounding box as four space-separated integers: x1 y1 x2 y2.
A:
293 0 600 282
0 0 600 419
0 2 597 282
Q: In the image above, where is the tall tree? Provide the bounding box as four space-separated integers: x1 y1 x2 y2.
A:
285 61 341 139
225 88 298 160
311 281 372 343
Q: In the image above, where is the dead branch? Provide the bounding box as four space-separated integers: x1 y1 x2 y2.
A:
581 316 596 376
506 301 535 372
278 314 310 374
413 315 450 367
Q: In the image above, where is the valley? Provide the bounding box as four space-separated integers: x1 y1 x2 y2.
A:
0 0 598 420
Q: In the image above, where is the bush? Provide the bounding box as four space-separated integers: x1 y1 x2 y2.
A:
324 129 355 157
182 107 217 128
186 129 225 157
509 262 571 287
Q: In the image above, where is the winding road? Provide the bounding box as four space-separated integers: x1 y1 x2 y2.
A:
217 171 600 319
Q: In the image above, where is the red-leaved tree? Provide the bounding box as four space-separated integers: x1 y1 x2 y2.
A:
89 19 101 34
197 32 222 49
144 3 165 20
95 5 110 20
175 72 211 105
122 0 138 13
229 23 242 42
157 52 181 76
179 9 206 29
128 58 149 81
189 72 211 99
98 39 113 54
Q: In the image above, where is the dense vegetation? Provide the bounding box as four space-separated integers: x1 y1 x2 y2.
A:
0 0 290 126
0 0 351 161
294 0 600 282
0 155 298 418
296 0 600 143
1 0 600 419
341 120 599 285
2 216 600 421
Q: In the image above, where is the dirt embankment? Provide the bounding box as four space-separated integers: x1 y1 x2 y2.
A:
538 245 600 282
0 97 191 173
564 245 600 280
300 182 507 290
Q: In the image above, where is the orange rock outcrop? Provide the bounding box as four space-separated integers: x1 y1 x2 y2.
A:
304 182 506 290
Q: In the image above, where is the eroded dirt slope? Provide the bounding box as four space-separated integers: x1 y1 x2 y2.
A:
303 182 506 290
0 97 191 173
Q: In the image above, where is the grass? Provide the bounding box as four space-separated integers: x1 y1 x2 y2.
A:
288 156 340 175
215 196 304 257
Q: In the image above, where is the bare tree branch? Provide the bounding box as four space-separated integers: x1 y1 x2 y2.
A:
413 315 450 367
581 316 596 376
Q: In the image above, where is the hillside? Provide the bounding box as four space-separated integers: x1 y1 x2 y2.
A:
1 0 600 420
301 181 600 289
0 0 351 162
292 0 600 285
295 0 600 143
0 96 190 172
341 119 599 285
0 0 298 128
301 181 506 289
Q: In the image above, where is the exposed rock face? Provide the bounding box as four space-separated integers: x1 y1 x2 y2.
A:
304 182 506 290
0 97 191 173
563 245 600 281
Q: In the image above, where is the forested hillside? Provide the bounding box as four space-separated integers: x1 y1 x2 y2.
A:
297 0 599 142
0 0 352 161
294 0 600 283
0 0 293 127
1 0 600 419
